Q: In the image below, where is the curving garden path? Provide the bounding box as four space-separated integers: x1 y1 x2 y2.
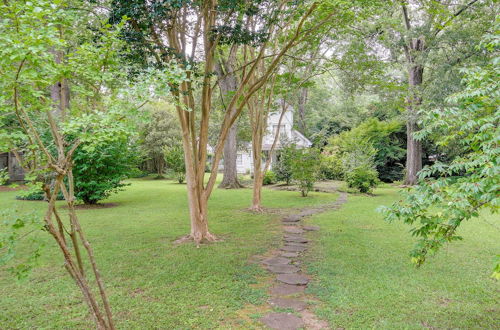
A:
257 191 348 330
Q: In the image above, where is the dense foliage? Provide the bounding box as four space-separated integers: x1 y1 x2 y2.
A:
291 148 320 197
139 104 181 177
16 183 64 201
274 144 296 185
381 27 499 277
319 152 343 180
262 170 277 185
345 165 379 193
325 118 405 182
164 146 186 184
72 137 138 204
0 169 8 185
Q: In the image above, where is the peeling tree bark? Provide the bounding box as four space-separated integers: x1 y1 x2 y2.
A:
143 2 321 243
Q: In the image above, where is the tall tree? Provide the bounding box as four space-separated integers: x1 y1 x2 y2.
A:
394 0 493 185
382 24 499 277
216 45 244 188
110 0 329 243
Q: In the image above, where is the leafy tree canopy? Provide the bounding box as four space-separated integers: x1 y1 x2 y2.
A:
381 25 499 278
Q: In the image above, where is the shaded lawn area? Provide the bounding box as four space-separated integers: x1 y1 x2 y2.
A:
304 185 499 329
0 178 337 329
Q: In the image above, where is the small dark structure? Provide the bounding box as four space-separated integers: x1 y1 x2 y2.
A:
0 152 25 181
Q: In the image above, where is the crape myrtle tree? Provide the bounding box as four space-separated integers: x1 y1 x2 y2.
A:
0 1 163 328
381 26 499 277
247 87 288 211
237 0 371 211
110 0 334 244
246 58 315 211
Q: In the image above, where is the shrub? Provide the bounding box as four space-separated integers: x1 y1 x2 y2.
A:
274 144 296 185
262 170 277 185
345 165 379 193
164 145 186 183
291 148 320 197
0 168 8 185
319 149 343 180
16 182 64 201
325 118 405 182
72 138 137 205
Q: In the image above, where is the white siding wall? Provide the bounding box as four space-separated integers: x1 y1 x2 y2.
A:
220 106 312 174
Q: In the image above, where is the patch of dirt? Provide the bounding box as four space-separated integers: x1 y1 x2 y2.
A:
269 180 343 194
300 309 330 330
0 185 27 192
61 203 119 210
421 321 438 329
130 288 145 297
437 297 454 307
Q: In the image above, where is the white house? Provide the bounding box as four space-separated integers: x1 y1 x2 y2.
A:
234 106 312 174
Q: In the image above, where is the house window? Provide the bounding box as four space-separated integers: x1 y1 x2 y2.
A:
237 154 243 165
273 125 286 138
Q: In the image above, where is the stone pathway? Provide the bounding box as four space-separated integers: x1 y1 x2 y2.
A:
259 192 348 330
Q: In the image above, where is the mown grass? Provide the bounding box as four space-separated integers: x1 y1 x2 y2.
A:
0 178 336 329
304 185 499 329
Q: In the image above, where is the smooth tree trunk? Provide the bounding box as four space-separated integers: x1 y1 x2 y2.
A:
16 105 115 328
45 51 114 327
251 121 264 211
160 3 318 242
180 131 217 243
216 54 243 189
250 98 287 212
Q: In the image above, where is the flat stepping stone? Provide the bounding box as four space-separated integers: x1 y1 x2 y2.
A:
269 297 308 311
270 284 305 296
284 227 304 234
284 234 306 239
284 236 308 243
262 257 290 266
266 264 300 274
285 242 307 247
260 312 304 330
298 209 319 217
281 245 307 252
302 225 320 231
280 252 299 258
277 274 309 285
282 214 302 223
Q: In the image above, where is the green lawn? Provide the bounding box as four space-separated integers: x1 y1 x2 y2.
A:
304 185 499 329
2 181 498 329
0 178 336 329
